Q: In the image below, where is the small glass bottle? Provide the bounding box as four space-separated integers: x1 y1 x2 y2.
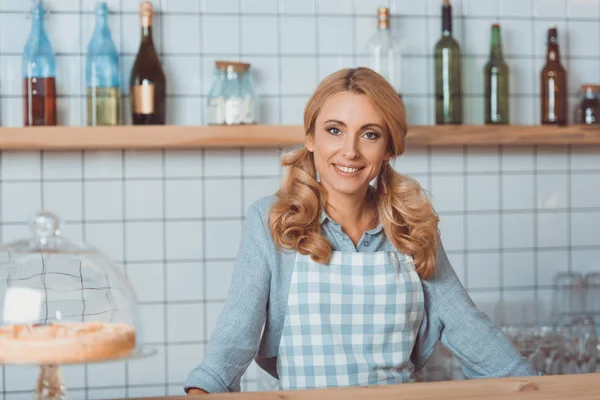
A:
86 2 121 126
23 0 57 126
366 7 402 95
239 65 258 124
578 84 599 125
484 24 509 124
207 63 226 125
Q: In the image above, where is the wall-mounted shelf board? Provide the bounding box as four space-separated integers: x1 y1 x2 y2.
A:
0 124 597 151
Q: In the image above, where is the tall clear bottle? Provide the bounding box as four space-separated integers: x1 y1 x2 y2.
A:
23 0 57 126
485 24 509 124
130 1 166 125
86 2 120 126
366 7 402 95
434 0 462 124
541 26 567 125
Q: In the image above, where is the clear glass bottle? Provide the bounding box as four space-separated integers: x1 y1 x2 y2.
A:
366 7 402 95
23 0 57 126
86 1 121 126
207 63 226 125
239 65 258 124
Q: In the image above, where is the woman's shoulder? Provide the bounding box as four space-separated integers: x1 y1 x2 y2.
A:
246 195 278 222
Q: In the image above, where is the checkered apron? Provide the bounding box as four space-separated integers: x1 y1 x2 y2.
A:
277 250 425 390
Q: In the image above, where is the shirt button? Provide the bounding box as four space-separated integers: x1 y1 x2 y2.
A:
364 241 370 246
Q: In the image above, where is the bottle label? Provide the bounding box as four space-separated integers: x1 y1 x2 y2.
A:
132 83 154 114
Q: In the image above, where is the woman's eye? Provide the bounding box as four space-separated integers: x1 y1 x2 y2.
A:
328 127 341 135
363 131 379 140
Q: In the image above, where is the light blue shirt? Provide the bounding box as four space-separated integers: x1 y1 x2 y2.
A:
184 196 537 393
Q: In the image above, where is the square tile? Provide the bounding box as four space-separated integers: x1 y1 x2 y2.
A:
243 177 280 211
500 0 533 17
571 173 600 209
467 175 500 211
502 251 535 287
242 0 278 13
167 97 203 125
0 12 28 53
355 17 377 56
127 263 165 302
502 213 535 249
205 220 243 259
165 221 203 260
571 146 600 171
319 16 353 55
162 15 201 54
203 15 240 54
501 147 534 171
43 181 83 221
572 248 600 275
2 151 41 180
403 97 429 125
87 360 126 387
119 54 135 95
2 225 30 244
2 182 41 223
42 151 82 180
566 59 600 96
168 344 205 387
46 14 80 53
467 214 500 250
430 147 465 173
243 56 279 95
571 211 600 247
567 0 600 18
165 180 203 219
85 222 124 262
280 16 316 54
533 20 567 58
55 55 82 96
537 250 569 286
204 149 241 177
242 15 278 55
467 252 501 289
280 0 315 13
430 175 465 212
205 260 236 300
533 0 567 17
463 0 498 16
536 173 568 209
137 305 165 343
537 211 568 247
4 365 37 391
463 18 497 56
466 146 500 172
167 303 204 342
258 97 281 124
205 179 242 218
427 12 464 51
568 21 600 57
88 389 127 399
464 95 485 125
57 97 82 126
501 174 535 210
84 151 123 178
0 56 22 96
125 221 164 261
509 97 536 125
392 0 427 15
438 214 465 251
128 387 166 399
160 0 200 12
281 57 317 95
128 344 166 385
400 58 428 96
394 147 428 175
507 58 534 96
398 16 428 55
163 56 202 96
125 180 163 219
166 262 203 302
536 146 568 171
243 148 281 176
280 96 309 124
202 0 239 13
84 181 123 220
57 364 85 389
121 0 161 12
165 150 203 177
354 0 390 14
318 0 353 14
125 150 163 178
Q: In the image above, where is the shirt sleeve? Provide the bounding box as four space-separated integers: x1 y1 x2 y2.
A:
432 241 538 378
184 203 274 393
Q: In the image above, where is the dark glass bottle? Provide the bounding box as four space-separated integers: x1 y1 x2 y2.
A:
540 27 567 126
484 24 509 124
130 1 166 125
23 1 57 126
86 2 120 126
435 0 462 124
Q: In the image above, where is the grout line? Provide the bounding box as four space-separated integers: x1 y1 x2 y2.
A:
498 145 504 300
121 149 129 398
0 151 5 400
161 148 169 394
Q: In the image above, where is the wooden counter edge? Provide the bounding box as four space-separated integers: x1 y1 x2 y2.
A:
122 373 600 400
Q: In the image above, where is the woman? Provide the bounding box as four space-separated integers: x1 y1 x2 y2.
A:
185 68 537 395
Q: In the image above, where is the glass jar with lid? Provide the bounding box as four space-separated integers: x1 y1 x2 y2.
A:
578 84 600 125
0 211 152 399
207 60 258 125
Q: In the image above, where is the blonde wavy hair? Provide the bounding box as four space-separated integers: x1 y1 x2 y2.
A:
269 67 440 279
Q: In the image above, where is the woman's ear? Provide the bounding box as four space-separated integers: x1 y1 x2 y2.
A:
306 134 314 152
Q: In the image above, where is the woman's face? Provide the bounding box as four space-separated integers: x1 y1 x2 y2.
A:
307 92 391 199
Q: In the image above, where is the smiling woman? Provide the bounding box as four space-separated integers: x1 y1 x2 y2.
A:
184 68 539 396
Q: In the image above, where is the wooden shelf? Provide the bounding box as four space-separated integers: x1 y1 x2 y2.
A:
0 124 598 150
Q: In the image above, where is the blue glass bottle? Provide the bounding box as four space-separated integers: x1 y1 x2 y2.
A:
86 2 120 125
23 1 57 126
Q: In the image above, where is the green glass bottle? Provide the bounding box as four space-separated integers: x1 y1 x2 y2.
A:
435 0 462 124
484 24 509 124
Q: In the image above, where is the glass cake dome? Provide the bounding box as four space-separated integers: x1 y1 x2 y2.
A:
0 210 144 362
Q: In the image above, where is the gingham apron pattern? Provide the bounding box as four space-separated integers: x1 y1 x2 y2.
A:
277 250 425 390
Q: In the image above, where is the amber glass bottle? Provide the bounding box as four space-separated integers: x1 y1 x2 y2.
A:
540 27 567 125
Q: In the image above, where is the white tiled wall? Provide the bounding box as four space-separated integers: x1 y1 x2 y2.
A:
0 0 599 398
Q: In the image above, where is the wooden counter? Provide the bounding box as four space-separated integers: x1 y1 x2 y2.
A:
125 373 600 400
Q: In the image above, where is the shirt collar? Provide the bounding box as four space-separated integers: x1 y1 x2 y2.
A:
320 210 384 235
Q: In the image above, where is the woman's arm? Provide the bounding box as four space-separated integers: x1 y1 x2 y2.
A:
431 242 538 378
184 204 275 393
